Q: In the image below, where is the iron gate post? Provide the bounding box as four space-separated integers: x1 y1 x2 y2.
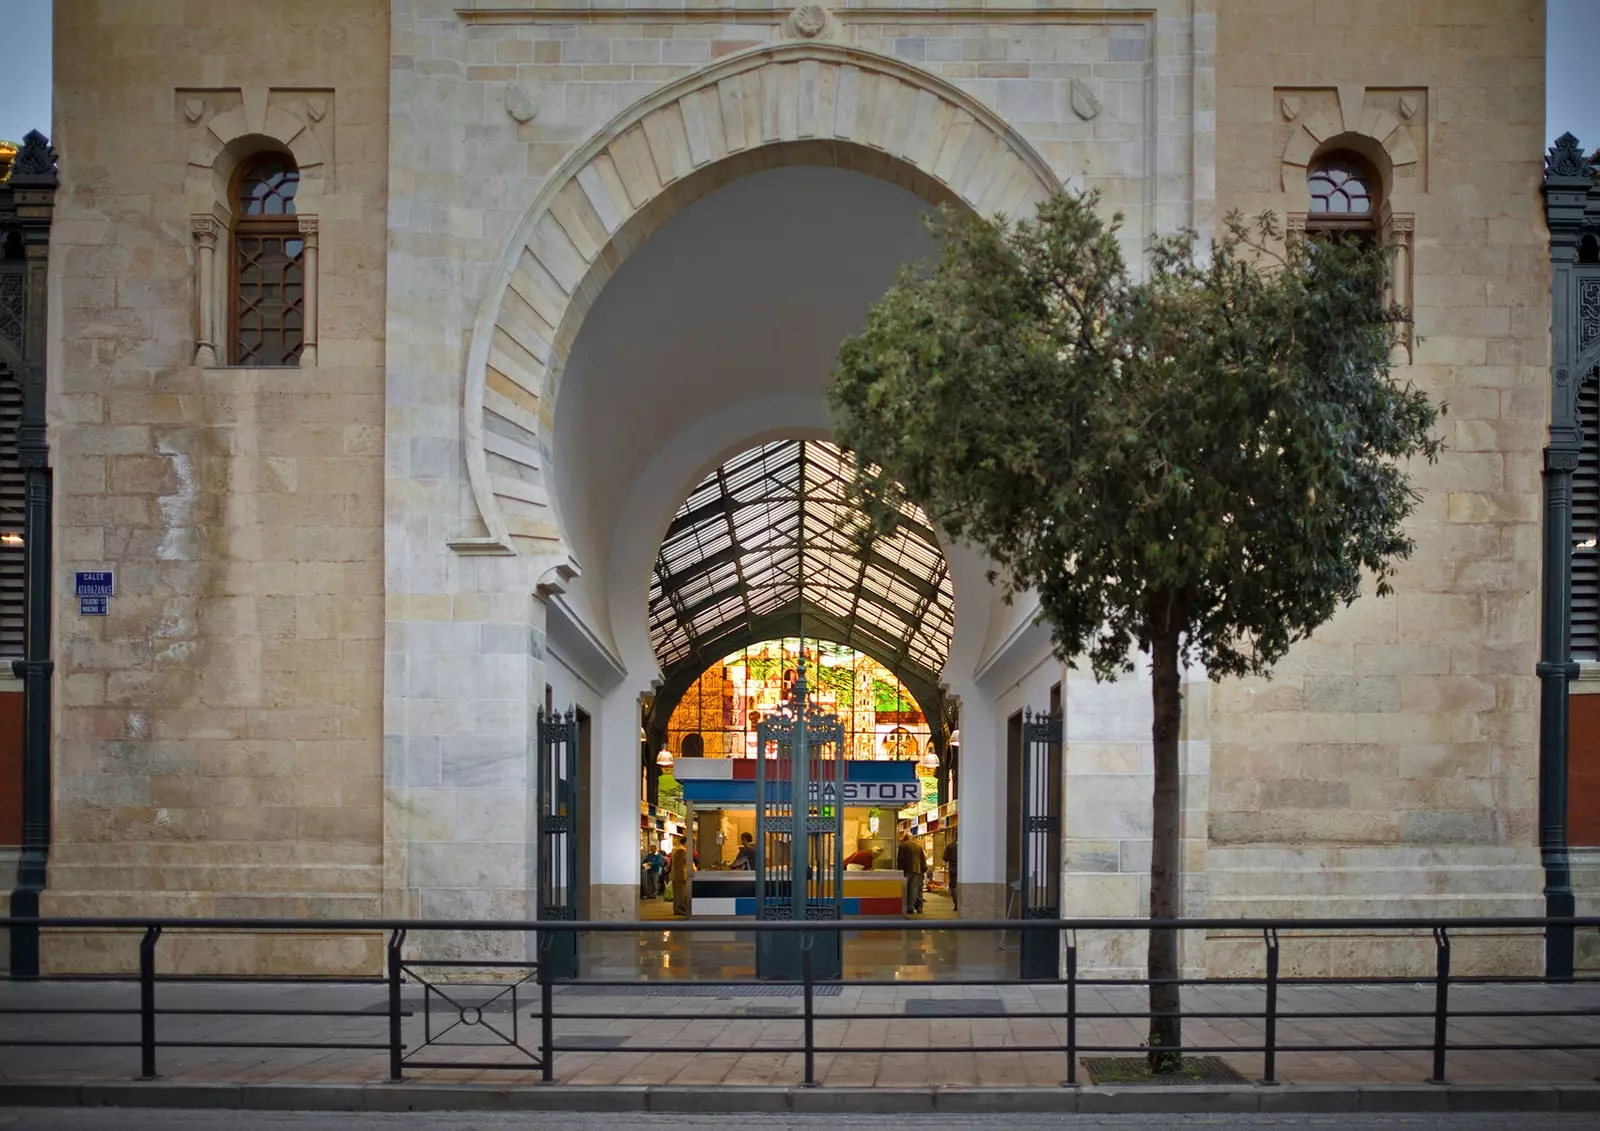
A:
1019 708 1063 980
536 708 581 980
756 663 844 981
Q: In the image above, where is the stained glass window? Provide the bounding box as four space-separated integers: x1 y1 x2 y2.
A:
666 638 930 763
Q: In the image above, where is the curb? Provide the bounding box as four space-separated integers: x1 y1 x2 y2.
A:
2 1081 1599 1114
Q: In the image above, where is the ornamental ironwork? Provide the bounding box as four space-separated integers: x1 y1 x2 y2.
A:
1581 279 1599 354
1546 132 1594 180
9 130 56 179
0 274 21 355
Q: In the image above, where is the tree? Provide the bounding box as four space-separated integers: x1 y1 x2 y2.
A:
828 192 1442 1071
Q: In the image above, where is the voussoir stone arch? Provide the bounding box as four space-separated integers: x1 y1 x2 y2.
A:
1280 101 1418 195
455 42 1062 557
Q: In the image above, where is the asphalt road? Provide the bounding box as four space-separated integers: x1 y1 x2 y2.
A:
0 1113 1594 1130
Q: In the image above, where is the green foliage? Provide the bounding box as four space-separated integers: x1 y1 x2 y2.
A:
830 192 1443 679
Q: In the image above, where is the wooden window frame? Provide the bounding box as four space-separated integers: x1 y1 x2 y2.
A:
228 154 305 367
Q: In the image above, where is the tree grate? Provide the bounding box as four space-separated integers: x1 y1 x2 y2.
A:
903 999 1006 1016
1082 1055 1248 1086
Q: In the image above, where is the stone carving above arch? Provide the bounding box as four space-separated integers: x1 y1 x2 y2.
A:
1277 85 1426 197
454 43 1062 558
177 86 331 219
786 3 832 40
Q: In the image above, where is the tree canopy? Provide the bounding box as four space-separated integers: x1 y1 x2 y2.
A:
832 193 1441 682
830 190 1443 1067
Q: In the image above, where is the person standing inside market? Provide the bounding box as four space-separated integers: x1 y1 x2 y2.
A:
670 841 693 917
896 831 927 914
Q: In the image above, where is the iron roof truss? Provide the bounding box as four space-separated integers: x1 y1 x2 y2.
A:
649 439 954 688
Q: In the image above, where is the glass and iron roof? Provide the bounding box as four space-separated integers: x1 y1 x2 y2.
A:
649 440 954 688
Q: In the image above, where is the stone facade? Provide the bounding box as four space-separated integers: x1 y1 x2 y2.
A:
36 0 390 972
28 0 1557 977
1206 0 1549 974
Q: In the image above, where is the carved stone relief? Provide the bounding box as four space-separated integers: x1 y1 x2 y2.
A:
1070 79 1102 121
787 4 830 39
506 83 536 124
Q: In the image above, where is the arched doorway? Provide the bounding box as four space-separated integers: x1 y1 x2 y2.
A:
635 440 961 970
395 45 1063 959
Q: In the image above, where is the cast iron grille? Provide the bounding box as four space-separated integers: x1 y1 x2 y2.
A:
1576 368 1600 660
0 357 22 655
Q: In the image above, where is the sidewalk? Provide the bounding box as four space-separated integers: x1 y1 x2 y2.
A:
1 977 1597 1091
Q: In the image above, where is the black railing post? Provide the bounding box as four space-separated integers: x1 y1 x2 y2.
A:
1064 928 1078 1087
801 935 817 1088
539 932 555 1084
1428 927 1451 1085
138 926 161 1080
386 928 405 1081
1260 927 1279 1086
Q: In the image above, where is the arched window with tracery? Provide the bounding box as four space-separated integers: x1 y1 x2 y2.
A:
230 153 304 366
1306 154 1379 236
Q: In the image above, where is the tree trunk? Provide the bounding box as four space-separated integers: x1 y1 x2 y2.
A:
1147 627 1184 1072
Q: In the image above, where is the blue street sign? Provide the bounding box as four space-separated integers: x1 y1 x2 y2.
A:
74 571 114 597
79 596 108 616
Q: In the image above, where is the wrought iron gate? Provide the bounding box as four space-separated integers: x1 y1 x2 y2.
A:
1019 706 1063 980
536 707 580 979
754 667 846 981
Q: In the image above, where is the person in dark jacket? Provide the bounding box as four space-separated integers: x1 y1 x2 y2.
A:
896 832 927 913
732 832 757 870
942 837 958 910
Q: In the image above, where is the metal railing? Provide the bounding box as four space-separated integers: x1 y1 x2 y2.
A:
2 914 1598 1088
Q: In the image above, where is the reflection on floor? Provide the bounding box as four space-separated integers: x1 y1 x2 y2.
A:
592 889 1009 982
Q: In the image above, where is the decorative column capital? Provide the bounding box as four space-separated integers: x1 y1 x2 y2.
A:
190 214 219 245
297 215 320 238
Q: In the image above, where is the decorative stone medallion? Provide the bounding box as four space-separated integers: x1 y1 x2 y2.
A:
183 98 205 123
506 82 536 124
788 3 829 39
1279 96 1301 121
1070 78 1101 121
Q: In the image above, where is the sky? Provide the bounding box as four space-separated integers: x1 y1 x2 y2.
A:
0 1 1597 158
